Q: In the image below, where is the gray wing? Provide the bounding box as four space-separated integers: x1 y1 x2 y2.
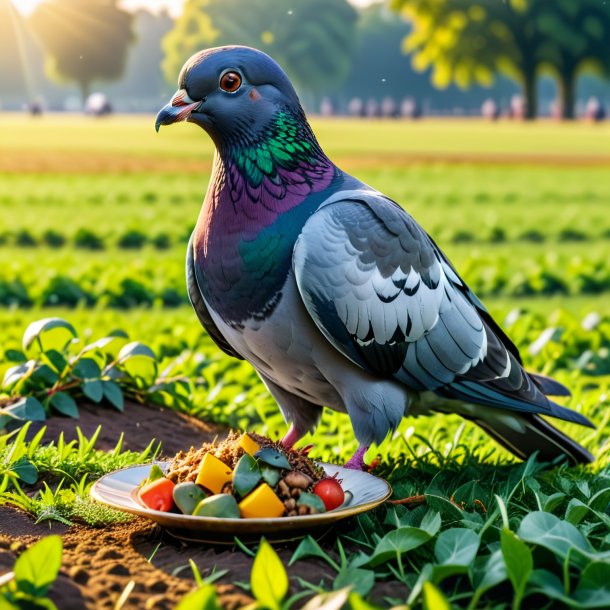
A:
186 233 243 360
292 191 591 427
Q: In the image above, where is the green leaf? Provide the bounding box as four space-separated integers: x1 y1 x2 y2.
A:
574 562 610 607
422 581 451 610
501 528 533 607
102 380 124 411
4 349 26 363
566 498 590 525
174 584 221 610
434 528 480 566
425 494 463 521
517 511 591 565
72 358 101 380
334 566 375 597
251 538 288 610
82 380 103 403
10 456 38 485
50 392 79 418
0 397 46 428
22 318 77 353
471 549 507 594
2 361 34 388
13 535 62 596
368 525 435 567
118 342 157 381
289 535 338 569
232 454 261 497
42 350 68 375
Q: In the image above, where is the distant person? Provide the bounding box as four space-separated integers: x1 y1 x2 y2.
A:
85 93 113 116
400 97 421 119
365 98 380 118
481 99 499 121
27 100 43 116
508 94 526 120
380 97 398 118
347 97 364 117
319 97 334 117
585 97 606 122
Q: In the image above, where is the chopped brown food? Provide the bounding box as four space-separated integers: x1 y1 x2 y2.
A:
165 431 327 517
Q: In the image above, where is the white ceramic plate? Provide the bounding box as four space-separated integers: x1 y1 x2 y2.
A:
91 462 392 543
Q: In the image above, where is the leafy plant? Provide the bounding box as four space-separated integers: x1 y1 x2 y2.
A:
0 535 62 609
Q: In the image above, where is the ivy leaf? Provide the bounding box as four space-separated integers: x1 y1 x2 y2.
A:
13 535 62 596
251 538 288 610
50 392 79 418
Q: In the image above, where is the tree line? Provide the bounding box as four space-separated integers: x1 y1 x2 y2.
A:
2 0 609 118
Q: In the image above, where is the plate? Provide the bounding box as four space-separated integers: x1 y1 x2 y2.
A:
91 462 392 543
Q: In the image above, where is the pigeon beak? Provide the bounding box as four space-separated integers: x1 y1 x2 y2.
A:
155 89 202 132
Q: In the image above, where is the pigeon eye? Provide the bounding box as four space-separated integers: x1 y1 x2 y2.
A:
219 71 242 93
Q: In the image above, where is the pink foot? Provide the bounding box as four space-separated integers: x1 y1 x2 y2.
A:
281 423 301 449
344 446 369 470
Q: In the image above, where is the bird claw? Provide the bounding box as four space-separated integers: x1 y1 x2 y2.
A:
344 446 369 471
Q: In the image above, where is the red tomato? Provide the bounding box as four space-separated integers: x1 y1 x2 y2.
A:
313 478 345 511
138 477 175 512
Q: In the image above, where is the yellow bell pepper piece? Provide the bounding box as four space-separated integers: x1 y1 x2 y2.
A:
239 483 285 518
195 453 233 494
238 433 261 456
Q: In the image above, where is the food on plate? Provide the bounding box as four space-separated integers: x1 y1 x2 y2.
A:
136 431 347 519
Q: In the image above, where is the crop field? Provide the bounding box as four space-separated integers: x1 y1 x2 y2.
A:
1 114 610 608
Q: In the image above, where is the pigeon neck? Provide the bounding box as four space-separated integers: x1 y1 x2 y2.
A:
215 108 333 192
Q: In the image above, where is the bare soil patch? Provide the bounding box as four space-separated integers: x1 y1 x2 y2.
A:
0 402 406 608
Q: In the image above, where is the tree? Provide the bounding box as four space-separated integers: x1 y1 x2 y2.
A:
162 0 358 100
29 0 134 102
391 0 610 119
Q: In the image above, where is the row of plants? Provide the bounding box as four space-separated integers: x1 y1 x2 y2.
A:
3 225 610 251
3 228 180 251
2 253 610 309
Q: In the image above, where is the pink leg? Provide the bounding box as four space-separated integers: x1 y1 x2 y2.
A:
281 423 301 449
344 445 369 470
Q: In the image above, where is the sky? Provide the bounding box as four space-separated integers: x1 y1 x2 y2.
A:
12 0 376 17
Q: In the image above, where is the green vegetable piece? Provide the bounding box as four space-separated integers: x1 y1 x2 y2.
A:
173 482 208 515
298 492 326 514
193 494 240 518
260 464 281 488
254 446 290 470
147 464 165 484
233 453 261 497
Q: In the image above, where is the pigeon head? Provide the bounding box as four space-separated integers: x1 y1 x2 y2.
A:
155 46 303 147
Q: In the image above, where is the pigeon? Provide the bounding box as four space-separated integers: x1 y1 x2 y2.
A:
156 46 594 468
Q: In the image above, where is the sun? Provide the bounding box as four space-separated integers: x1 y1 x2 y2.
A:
10 0 43 15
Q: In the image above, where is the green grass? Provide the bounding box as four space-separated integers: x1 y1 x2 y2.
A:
1 114 610 608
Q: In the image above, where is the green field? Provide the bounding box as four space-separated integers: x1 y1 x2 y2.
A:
2 114 610 609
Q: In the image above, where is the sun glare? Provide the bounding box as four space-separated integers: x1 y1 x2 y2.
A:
10 0 43 16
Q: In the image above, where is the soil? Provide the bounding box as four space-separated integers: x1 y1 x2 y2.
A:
0 401 408 608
